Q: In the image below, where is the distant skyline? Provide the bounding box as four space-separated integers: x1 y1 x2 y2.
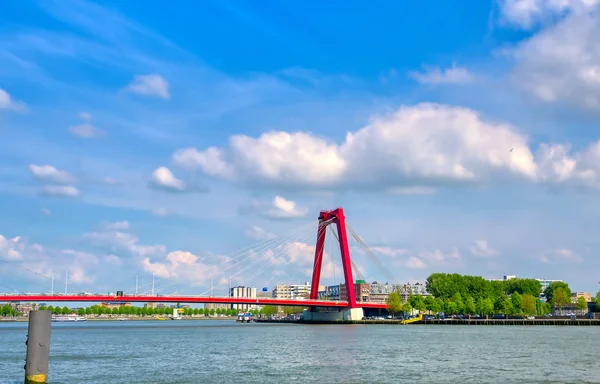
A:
1 0 600 295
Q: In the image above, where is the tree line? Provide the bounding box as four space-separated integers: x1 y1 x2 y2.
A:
387 273 593 316
36 305 256 317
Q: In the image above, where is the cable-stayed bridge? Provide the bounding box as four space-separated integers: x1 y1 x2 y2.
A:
0 208 393 317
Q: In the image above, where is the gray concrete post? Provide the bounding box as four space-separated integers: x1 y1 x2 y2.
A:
24 310 51 384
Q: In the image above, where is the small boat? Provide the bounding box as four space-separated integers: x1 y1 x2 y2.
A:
118 317 128 321
237 312 253 323
155 316 166 321
51 315 87 322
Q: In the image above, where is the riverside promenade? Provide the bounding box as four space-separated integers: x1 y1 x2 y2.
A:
257 318 600 325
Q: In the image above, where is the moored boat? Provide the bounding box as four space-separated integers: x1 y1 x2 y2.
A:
51 315 87 322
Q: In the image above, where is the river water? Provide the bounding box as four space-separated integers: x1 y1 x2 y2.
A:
0 320 598 383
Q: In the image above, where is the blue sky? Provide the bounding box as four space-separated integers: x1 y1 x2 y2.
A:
1 0 600 296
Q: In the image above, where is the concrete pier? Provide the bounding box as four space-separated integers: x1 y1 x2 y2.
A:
24 310 51 384
302 308 364 322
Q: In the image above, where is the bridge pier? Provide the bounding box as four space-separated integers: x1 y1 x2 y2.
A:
302 307 364 322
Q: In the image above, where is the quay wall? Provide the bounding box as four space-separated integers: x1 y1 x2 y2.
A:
256 319 600 326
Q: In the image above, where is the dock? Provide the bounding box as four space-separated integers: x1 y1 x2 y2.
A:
256 319 600 326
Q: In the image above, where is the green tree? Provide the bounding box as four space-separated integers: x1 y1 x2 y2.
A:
402 302 413 316
501 296 513 315
387 292 402 317
544 282 571 304
521 293 536 315
511 292 522 314
451 292 465 314
444 301 457 315
595 291 600 305
261 306 276 316
61 306 70 315
576 296 587 311
481 298 494 316
504 278 542 297
433 298 444 314
463 295 476 315
77 308 85 316
552 287 570 312
1 304 12 316
39 305 47 311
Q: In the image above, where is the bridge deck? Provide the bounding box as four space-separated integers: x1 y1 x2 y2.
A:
0 295 387 309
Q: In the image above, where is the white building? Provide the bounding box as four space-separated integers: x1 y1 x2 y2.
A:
229 286 257 311
272 282 312 300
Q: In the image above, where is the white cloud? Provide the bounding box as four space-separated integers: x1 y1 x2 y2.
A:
470 239 500 257
40 185 80 198
540 248 583 263
29 164 76 184
41 208 52 216
371 246 409 258
141 251 221 284
386 186 436 195
499 0 599 29
172 132 344 186
534 141 600 188
172 103 537 189
82 224 165 257
245 225 277 240
0 235 44 261
125 74 170 99
0 88 26 112
405 256 427 269
410 64 475 84
420 247 462 266
372 246 425 269
149 166 186 192
102 221 130 231
509 6 600 109
104 254 121 265
241 196 307 220
152 208 170 217
69 122 105 138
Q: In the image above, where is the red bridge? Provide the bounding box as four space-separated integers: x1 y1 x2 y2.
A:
0 208 389 312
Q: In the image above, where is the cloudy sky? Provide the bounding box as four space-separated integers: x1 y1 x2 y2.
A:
1 0 600 296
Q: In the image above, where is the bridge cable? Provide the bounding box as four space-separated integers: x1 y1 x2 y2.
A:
194 223 326 297
346 223 396 283
140 221 322 295
131 220 321 294
326 226 366 282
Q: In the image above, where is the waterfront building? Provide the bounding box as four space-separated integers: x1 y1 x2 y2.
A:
14 302 37 316
100 302 131 310
571 292 592 303
537 278 563 293
398 282 430 302
318 285 340 300
488 275 517 282
204 303 229 310
369 283 399 304
272 282 311 300
229 286 257 311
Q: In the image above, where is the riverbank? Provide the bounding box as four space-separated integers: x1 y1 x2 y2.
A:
0 316 237 322
256 318 600 326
